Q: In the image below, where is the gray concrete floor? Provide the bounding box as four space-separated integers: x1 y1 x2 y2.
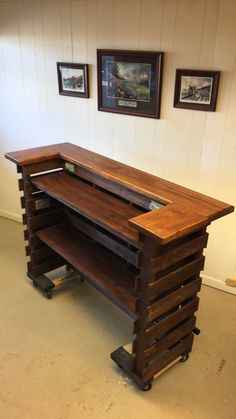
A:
0 216 235 419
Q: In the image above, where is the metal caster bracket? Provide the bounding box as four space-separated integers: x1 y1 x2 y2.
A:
31 271 79 299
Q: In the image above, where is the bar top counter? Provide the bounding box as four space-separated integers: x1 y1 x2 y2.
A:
5 142 234 244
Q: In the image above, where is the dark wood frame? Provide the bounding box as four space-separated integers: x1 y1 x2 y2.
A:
97 49 164 118
57 62 89 98
174 69 220 111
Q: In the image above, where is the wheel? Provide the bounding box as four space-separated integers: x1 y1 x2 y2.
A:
193 327 201 335
180 354 189 362
66 264 72 272
46 290 52 299
142 382 152 391
33 280 37 288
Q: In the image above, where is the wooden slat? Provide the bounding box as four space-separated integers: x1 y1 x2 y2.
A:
20 196 26 209
30 246 57 264
73 165 152 210
141 334 194 382
145 298 199 345
27 208 64 231
31 171 144 246
143 316 196 360
22 159 62 175
36 223 137 318
27 255 65 278
24 229 29 241
18 178 24 191
26 194 57 212
23 181 38 195
22 213 27 225
148 233 208 273
148 256 205 298
28 234 43 249
133 236 156 375
25 245 30 257
147 278 202 322
133 297 199 342
66 210 140 265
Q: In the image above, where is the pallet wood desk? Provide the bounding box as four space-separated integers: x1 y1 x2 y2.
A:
5 143 234 390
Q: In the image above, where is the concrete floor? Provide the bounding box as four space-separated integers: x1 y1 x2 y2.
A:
0 216 235 419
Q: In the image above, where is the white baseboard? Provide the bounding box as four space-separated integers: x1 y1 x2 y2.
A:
202 274 236 295
0 210 22 223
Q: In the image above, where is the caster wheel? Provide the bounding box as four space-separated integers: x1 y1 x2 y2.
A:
193 327 201 335
142 382 152 391
46 290 52 299
33 280 37 288
180 354 189 363
66 264 72 272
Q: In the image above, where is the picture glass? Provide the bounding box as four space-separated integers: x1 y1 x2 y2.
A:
60 66 85 93
106 61 152 103
98 50 163 118
179 76 214 105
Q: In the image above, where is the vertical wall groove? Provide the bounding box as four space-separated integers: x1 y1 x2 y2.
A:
0 0 236 284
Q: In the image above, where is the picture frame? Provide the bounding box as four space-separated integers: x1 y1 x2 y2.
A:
97 49 164 118
57 62 89 98
173 69 220 111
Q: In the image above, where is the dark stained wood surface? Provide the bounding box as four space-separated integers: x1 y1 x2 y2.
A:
144 298 199 346
143 316 196 359
147 256 205 298
37 223 137 318
147 278 202 322
32 171 143 246
142 334 194 382
5 142 234 243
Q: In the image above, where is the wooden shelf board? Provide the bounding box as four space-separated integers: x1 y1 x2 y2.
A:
32 171 143 246
37 223 137 318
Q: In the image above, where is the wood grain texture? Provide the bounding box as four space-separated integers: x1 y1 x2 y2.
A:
147 278 202 322
5 143 234 244
37 223 137 318
1 0 236 285
31 171 143 245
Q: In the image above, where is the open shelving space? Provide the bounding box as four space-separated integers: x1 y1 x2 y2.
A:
32 171 145 247
36 223 137 318
6 142 232 389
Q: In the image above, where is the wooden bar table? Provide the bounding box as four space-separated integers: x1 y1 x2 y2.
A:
5 142 234 390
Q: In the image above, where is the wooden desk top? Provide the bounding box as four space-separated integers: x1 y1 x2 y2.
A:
5 142 234 244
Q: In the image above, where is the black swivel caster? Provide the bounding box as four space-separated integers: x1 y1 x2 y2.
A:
142 382 152 391
33 280 38 288
180 354 189 362
193 327 201 335
45 290 52 299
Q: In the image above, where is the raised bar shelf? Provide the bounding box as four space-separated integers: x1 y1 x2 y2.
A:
32 171 144 246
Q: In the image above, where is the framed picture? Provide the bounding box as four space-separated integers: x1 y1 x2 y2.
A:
97 49 164 118
174 69 220 111
57 62 89 98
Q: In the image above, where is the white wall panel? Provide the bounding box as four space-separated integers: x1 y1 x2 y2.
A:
0 0 236 287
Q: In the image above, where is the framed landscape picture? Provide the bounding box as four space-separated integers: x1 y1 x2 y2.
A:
97 50 164 118
57 62 89 98
174 69 220 111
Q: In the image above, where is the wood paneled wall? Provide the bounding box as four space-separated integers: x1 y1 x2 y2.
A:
0 0 236 289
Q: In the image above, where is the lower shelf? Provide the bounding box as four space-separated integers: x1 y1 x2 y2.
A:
36 223 137 318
